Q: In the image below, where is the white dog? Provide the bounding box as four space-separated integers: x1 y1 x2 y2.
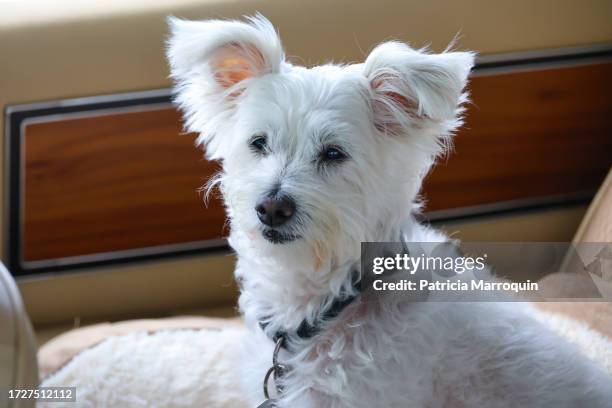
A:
167 15 612 408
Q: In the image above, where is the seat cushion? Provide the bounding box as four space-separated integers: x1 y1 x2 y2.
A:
40 327 250 408
535 168 612 336
573 168 612 243
38 316 242 379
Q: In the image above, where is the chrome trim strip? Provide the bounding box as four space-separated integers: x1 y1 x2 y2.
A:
474 44 612 76
476 43 612 65
6 88 172 114
426 191 594 223
3 107 13 263
473 56 612 77
22 238 228 270
19 102 173 127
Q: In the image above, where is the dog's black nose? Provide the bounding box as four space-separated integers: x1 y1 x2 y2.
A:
255 195 296 227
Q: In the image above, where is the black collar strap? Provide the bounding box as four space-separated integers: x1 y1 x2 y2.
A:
258 237 409 349
259 270 360 349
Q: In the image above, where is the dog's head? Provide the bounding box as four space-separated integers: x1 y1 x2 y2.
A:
167 15 474 267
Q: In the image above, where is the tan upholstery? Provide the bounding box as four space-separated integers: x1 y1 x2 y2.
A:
573 168 612 243
536 168 612 339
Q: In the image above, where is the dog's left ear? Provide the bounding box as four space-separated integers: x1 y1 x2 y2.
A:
363 41 475 136
166 14 284 159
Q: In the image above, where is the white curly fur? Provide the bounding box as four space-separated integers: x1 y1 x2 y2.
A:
166 14 612 407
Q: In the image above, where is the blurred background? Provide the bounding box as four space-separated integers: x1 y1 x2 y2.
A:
1 0 611 346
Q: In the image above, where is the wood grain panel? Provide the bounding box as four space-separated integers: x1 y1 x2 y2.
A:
23 108 225 262
20 61 612 263
423 62 612 210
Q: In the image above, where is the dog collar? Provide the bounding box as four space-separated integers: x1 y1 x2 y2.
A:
256 270 360 407
258 268 361 350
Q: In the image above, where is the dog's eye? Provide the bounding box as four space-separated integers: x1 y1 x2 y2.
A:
320 146 347 163
249 134 268 154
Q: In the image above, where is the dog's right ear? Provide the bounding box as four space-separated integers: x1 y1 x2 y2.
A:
166 14 284 159
363 42 475 138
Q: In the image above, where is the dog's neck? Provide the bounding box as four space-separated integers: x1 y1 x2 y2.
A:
233 215 422 345
236 247 360 342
